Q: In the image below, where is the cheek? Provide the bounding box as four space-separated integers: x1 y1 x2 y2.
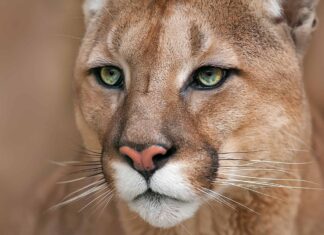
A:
211 106 301 191
177 151 218 191
186 79 253 139
78 80 123 133
204 95 267 148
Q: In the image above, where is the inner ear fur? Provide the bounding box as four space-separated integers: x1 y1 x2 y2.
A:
282 0 319 56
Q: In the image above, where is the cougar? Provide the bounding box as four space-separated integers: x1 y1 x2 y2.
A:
27 0 324 234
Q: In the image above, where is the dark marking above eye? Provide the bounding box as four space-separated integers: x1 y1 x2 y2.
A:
190 23 205 57
312 18 318 28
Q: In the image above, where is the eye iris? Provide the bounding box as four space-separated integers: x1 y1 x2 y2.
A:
100 67 121 86
198 68 223 86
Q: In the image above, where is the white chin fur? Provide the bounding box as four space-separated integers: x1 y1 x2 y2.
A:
111 161 200 228
129 197 200 228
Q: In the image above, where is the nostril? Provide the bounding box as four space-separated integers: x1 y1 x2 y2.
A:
122 153 135 168
152 146 177 170
119 146 143 170
119 145 176 173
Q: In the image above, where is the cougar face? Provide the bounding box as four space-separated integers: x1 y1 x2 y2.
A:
75 0 313 228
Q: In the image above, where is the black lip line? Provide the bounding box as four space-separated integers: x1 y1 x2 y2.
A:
133 189 188 203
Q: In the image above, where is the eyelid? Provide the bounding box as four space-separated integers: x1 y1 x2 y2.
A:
197 62 239 71
88 63 119 71
86 57 121 70
194 64 240 76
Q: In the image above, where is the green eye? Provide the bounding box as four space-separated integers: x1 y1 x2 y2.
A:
95 66 124 88
193 66 227 89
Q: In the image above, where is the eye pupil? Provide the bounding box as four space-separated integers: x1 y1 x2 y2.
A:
205 71 213 76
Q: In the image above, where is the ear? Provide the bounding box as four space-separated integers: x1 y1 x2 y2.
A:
281 0 319 56
83 0 106 25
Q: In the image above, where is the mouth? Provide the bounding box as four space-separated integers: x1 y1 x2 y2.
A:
128 188 200 228
134 189 187 203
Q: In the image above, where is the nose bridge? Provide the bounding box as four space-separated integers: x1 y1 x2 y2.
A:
120 91 169 147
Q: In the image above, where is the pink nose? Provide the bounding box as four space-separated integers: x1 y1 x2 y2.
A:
119 145 167 171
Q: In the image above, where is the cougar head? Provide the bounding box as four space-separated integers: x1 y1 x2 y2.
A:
74 0 318 228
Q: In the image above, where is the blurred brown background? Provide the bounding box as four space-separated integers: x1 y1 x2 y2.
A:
0 0 323 232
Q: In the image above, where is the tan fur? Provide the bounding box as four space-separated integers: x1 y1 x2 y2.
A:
27 0 324 234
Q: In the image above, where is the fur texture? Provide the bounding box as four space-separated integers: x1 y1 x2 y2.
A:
28 0 323 234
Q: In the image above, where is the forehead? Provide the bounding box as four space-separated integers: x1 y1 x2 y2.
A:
112 2 213 66
86 0 281 70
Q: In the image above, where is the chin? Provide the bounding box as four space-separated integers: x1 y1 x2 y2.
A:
129 192 200 228
111 161 202 228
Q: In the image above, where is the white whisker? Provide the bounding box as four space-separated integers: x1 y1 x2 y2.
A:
218 178 324 190
51 160 92 166
197 187 237 210
57 177 88 184
202 188 259 214
62 179 105 201
219 173 319 185
216 181 283 200
92 191 114 218
78 188 112 213
248 160 313 165
220 167 297 176
219 158 313 166
99 193 114 217
49 183 107 211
